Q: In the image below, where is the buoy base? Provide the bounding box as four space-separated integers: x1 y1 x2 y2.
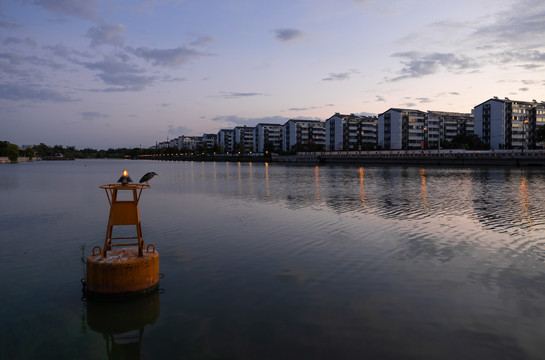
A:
86 248 159 295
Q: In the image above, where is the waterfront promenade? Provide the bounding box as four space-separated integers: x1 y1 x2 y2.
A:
144 149 545 166
276 149 545 166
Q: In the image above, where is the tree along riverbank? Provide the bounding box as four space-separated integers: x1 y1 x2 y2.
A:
0 157 35 164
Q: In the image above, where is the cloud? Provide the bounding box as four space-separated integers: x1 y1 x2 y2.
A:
389 52 479 81
288 105 323 111
87 23 126 47
190 36 215 47
211 115 289 127
0 51 65 71
3 37 37 47
518 63 543 70
79 111 107 121
45 43 93 66
0 20 21 28
322 69 359 81
162 75 186 82
322 72 352 81
168 125 191 136
272 28 305 42
83 56 156 91
521 80 540 85
30 0 100 21
494 50 545 64
403 102 417 107
0 83 75 102
416 97 432 103
220 92 267 99
450 92 460 95
355 112 377 117
519 87 529 92
473 0 545 45
0 52 23 65
129 45 210 68
376 95 386 102
493 50 545 71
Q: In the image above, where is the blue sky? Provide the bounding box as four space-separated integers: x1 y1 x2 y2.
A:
1 0 545 149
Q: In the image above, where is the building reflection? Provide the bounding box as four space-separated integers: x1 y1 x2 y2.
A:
420 168 429 211
265 162 270 197
359 167 365 206
315 165 320 201
519 176 534 230
196 163 544 235
85 290 160 360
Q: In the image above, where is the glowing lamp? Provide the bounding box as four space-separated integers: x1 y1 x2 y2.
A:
117 170 133 185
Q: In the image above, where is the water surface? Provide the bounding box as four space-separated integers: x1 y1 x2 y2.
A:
1 159 545 359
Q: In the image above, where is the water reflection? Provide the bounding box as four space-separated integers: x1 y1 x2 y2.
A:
519 176 533 230
4 160 545 359
359 167 365 206
265 162 270 197
314 165 320 201
84 291 160 360
420 168 429 212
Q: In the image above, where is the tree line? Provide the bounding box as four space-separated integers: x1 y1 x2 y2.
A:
0 141 151 162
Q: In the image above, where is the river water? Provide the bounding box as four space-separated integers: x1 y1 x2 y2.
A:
1 159 545 359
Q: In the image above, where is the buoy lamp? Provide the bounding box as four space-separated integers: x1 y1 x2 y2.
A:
85 172 159 295
117 170 133 185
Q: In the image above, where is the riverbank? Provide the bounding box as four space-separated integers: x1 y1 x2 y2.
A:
275 149 545 166
141 150 545 166
0 157 35 164
139 154 271 162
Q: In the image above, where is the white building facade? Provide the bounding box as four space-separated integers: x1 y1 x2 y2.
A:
217 129 234 153
325 113 378 151
233 126 256 153
202 133 217 151
426 111 473 150
282 119 325 152
254 123 283 153
473 97 545 149
378 108 426 150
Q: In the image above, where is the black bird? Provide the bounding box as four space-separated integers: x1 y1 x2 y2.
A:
139 172 158 185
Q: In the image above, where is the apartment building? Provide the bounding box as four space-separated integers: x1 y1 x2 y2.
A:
378 108 427 150
217 129 234 153
233 126 255 153
325 113 378 151
426 111 474 149
202 134 217 151
473 97 545 149
282 119 326 152
254 123 283 153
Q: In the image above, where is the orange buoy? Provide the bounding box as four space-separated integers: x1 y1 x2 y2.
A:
86 171 160 295
86 247 159 294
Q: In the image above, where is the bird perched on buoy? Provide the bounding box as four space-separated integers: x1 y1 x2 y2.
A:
139 172 158 185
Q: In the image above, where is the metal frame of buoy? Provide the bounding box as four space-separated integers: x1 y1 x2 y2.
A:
85 171 160 296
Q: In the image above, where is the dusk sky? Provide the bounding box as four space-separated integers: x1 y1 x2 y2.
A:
1 0 545 149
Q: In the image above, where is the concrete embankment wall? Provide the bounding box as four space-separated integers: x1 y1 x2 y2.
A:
0 157 35 164
274 155 545 166
144 155 271 162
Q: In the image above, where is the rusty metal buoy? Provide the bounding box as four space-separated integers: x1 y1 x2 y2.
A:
86 172 160 295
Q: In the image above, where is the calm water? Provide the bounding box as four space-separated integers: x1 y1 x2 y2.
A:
2 159 545 359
